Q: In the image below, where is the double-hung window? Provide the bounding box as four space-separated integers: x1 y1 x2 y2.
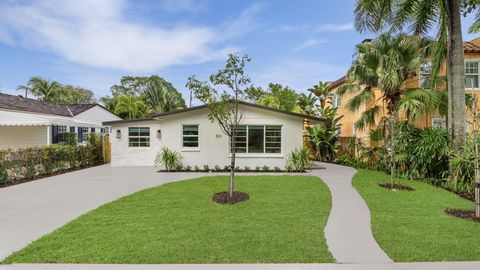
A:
465 61 479 89
419 61 432 88
58 126 67 143
231 125 281 154
82 127 89 142
332 93 341 108
182 125 199 148
128 127 150 147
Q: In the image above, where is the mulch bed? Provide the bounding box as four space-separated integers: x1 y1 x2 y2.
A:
213 191 249 204
445 208 480 223
157 169 305 173
379 183 415 191
442 187 475 202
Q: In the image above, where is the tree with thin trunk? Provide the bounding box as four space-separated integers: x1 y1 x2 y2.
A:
186 53 251 199
354 0 469 150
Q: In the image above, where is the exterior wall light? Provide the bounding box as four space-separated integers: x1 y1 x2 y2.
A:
156 129 162 139
116 129 121 139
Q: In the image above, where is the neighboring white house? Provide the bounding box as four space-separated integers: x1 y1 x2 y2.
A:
104 101 323 168
0 93 121 150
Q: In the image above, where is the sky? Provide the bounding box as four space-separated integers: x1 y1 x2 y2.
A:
0 0 478 104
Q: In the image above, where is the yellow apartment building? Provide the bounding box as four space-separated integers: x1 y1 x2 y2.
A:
328 37 480 142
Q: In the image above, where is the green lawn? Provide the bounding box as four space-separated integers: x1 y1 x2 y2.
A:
4 175 334 264
353 169 480 262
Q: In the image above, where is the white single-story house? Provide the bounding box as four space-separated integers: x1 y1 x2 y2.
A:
0 93 121 150
104 101 323 168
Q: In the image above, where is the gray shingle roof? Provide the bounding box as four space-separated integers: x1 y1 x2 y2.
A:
0 93 97 117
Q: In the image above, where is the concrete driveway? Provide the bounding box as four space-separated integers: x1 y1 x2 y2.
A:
0 165 210 260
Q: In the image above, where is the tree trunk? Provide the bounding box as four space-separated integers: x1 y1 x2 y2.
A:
390 113 396 187
230 152 235 198
446 0 466 149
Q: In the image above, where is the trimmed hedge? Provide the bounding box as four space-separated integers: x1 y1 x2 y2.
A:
0 133 103 186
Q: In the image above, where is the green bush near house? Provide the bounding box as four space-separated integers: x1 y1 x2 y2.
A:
0 139 104 186
286 148 311 172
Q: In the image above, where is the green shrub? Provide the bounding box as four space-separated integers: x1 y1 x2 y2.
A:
449 138 476 193
154 147 183 171
203 165 209 172
262 165 270 171
286 148 311 172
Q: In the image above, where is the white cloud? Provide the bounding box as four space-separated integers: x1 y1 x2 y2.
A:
158 0 205 12
272 22 354 33
293 38 327 52
0 0 259 72
315 23 354 32
254 59 346 92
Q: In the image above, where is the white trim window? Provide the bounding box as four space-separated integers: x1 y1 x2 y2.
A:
332 93 342 108
82 127 89 142
128 127 150 147
419 61 432 88
231 125 281 154
182 125 199 148
465 61 479 89
58 125 67 143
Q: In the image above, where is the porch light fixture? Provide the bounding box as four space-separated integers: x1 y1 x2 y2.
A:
156 129 162 139
116 129 121 139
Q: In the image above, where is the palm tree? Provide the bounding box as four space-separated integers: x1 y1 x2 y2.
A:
297 93 318 115
114 95 148 119
17 77 62 101
340 33 441 186
354 0 468 149
308 81 332 108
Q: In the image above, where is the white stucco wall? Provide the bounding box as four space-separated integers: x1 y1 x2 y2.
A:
0 126 48 150
110 105 306 168
73 105 121 123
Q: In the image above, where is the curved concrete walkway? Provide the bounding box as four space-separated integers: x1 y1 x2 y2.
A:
309 162 392 264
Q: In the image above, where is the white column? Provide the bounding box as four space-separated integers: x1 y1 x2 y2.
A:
46 125 51 145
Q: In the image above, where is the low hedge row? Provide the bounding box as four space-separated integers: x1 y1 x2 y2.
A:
0 134 103 186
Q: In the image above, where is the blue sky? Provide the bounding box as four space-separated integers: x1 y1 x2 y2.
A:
0 0 478 103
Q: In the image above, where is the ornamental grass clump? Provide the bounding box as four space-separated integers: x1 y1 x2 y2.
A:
154 147 183 171
286 148 311 172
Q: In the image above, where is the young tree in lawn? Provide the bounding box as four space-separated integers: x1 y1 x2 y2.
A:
186 53 251 198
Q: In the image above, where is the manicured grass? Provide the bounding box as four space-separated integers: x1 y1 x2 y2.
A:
353 169 480 262
4 175 334 264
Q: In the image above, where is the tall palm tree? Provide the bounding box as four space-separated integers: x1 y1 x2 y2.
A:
114 95 148 119
308 81 332 108
340 33 441 185
297 93 318 115
17 77 62 101
354 0 469 149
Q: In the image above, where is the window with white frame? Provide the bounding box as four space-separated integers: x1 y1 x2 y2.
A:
182 125 199 148
465 61 479 89
128 127 150 147
332 93 341 108
58 126 67 143
231 125 281 154
432 118 447 130
82 127 89 142
419 61 432 88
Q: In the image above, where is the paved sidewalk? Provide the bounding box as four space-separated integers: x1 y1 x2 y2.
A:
0 165 210 260
309 162 392 264
2 262 480 270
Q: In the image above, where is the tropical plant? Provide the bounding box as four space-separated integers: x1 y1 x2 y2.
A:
307 107 343 162
142 76 186 114
449 137 477 193
56 85 95 104
17 77 62 102
354 0 472 149
256 83 301 112
114 95 148 119
154 147 183 171
297 93 318 115
186 53 251 198
286 148 312 172
339 33 440 185
308 81 332 108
